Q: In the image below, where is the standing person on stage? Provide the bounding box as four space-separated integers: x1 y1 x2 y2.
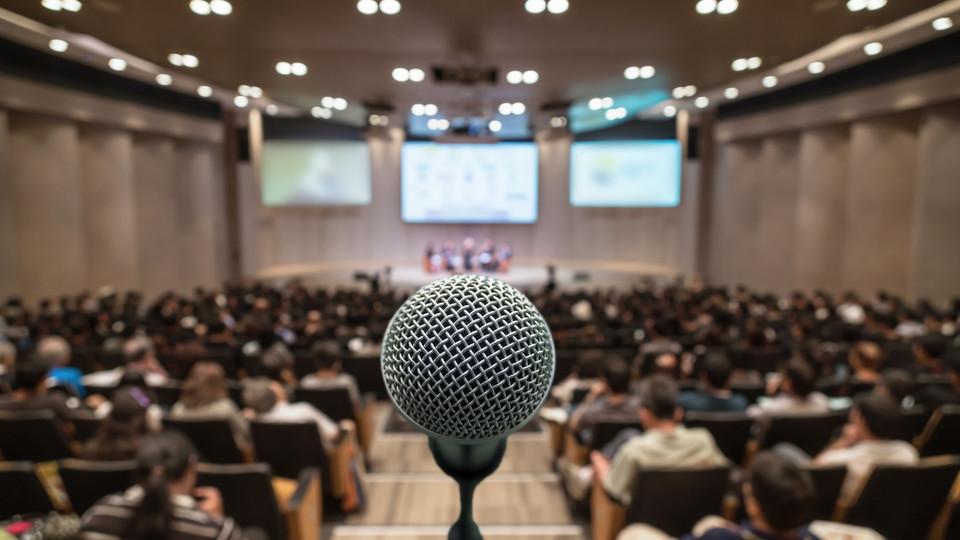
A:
462 237 476 272
441 241 456 272
478 239 497 271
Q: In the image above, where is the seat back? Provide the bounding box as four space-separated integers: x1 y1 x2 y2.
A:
893 407 933 443
0 462 55 519
196 463 285 540
730 383 765 405
760 412 848 456
806 465 847 522
153 383 183 409
845 459 960 540
570 387 591 406
250 420 332 495
624 466 731 537
589 421 644 453
293 386 355 423
684 413 753 466
0 409 73 462
70 410 102 442
59 459 136 515
883 345 915 370
746 349 785 374
919 405 960 457
84 383 116 398
162 418 245 464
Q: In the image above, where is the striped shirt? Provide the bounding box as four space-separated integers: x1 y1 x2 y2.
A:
78 485 244 540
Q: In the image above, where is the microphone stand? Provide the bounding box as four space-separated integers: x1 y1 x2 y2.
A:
428 437 508 540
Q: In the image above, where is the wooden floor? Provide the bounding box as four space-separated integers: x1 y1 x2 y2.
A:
330 406 583 540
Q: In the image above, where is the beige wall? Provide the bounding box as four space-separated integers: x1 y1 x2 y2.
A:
0 110 18 300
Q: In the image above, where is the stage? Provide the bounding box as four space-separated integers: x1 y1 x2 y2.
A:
255 257 686 291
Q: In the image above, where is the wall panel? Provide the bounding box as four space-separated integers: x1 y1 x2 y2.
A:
0 110 19 300
754 134 801 294
132 135 181 299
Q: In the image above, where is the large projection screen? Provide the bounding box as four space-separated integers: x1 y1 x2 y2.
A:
260 140 372 206
401 142 539 223
570 140 682 207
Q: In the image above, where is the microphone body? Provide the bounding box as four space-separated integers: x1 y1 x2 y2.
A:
381 274 555 540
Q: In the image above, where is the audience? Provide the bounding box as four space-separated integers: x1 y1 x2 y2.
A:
82 336 169 388
0 340 15 392
92 371 164 432
876 368 917 408
300 340 361 406
679 353 748 413
242 377 340 445
748 359 829 418
568 357 639 436
914 334 949 375
83 385 156 461
637 321 682 365
0 355 75 435
550 350 605 407
913 356 960 408
847 341 883 384
41 336 87 397
171 362 250 448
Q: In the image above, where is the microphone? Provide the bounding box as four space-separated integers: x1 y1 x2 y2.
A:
381 274 555 540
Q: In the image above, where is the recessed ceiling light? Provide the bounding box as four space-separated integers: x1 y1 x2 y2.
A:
506 70 523 84
550 116 567 128
672 87 686 99
512 102 526 115
48 39 68 52
639 65 655 79
695 0 716 14
321 97 335 108
424 104 438 116
588 98 603 110
525 0 546 13
746 57 762 70
392 67 410 82
168 53 183 66
370 114 382 126
248 86 263 99
624 66 641 80
333 98 348 110
380 115 390 126
155 73 173 86
189 0 211 15
291 62 307 76
427 119 439 130
108 58 127 71
276 62 291 75
546 0 568 14
762 75 778 88
731 58 748 72
234 95 249 108
41 0 62 11
197 85 213 98
357 0 378 14
489 120 503 133
932 17 953 31
266 104 279 116
437 119 450 130
411 104 426 116
601 97 614 108
866 0 886 10
864 41 883 56
716 0 738 15
522 70 539 84
846 0 866 11
605 109 619 120
499 102 513 115
61 0 81 11
409 68 425 82
683 85 697 96
312 106 331 119
695 96 710 109
807 61 825 74
238 84 251 96
209 0 232 15
379 0 401 15
663 105 677 118
724 87 739 99
171 54 199 68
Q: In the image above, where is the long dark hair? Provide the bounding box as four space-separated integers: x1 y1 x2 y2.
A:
129 431 197 540
84 386 151 461
180 361 227 408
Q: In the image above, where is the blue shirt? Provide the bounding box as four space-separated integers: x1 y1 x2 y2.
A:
679 390 749 413
48 366 86 397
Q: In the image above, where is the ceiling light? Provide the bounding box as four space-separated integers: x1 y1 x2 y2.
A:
588 98 603 110
108 58 127 71
248 86 263 99
238 84 251 96
266 104 279 116
424 104 438 116
807 61 825 74
847 0 866 11
312 106 331 119
168 53 183 66
762 75 778 88
724 87 739 99
41 0 62 10
932 17 953 31
209 0 232 15
512 102 526 115
409 68 425 82
506 70 523 84
522 70 539 84
181 54 199 68
48 39 68 52
550 117 567 128
695 96 710 109
864 41 883 56
624 66 641 80
197 85 213 98
746 57 762 70
716 0 738 15
616 107 627 118
190 0 211 15
234 95 249 108
605 109 619 120
357 0 379 14
601 97 614 108
731 58 748 72
499 102 513 115
639 65 655 79
321 96 335 108
672 87 685 99
663 105 677 118
683 85 697 96
370 114 382 126
525 0 546 13
411 104 426 116
379 0 401 15
489 120 503 133
333 98 348 110
695 0 716 14
437 119 450 130
546 0 568 14
291 62 308 76
866 0 886 10
156 73 173 86
276 62 292 75
392 67 410 82
61 0 81 11
380 115 390 126
427 119 439 130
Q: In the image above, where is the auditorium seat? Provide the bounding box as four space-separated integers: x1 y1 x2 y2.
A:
153 382 184 409
196 462 321 540
839 458 960 540
162 417 247 464
806 465 847 522
0 462 56 519
70 410 102 443
564 420 643 465
85 383 116 398
884 345 915 370
758 411 848 456
293 386 375 451
59 459 136 514
893 407 933 444
730 382 766 405
570 387 591 406
917 405 960 457
0 409 75 462
250 420 354 500
226 379 244 409
745 349 786 374
684 412 753 467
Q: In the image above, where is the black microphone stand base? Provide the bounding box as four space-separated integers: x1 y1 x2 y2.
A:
428 437 508 540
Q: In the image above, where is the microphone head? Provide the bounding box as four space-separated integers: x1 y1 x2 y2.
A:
381 274 555 441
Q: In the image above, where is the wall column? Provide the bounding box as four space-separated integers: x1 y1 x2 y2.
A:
0 110 20 300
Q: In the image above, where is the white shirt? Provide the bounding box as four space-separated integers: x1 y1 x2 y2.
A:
258 401 340 445
818 439 920 500
81 368 168 388
747 392 831 418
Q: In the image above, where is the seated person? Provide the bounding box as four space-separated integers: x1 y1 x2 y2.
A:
84 385 158 461
170 361 250 448
78 431 261 540
848 341 883 384
242 377 340 445
93 371 164 432
748 359 830 418
299 341 361 406
40 335 86 397
680 352 749 413
0 341 16 393
568 357 639 437
257 342 298 388
592 375 727 504
0 355 75 435
914 334 949 375
913 355 960 408
679 452 820 540
875 368 918 408
82 335 169 388
637 321 683 368
550 349 604 408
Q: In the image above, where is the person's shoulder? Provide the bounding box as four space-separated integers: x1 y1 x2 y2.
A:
691 527 745 540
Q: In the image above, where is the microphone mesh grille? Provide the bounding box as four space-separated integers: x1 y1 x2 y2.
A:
381 274 555 440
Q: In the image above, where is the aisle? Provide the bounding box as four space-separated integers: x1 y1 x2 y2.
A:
330 406 584 540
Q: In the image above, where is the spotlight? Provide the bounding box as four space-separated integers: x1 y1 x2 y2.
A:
197 85 213 98
724 87 739 99
807 61 825 74
48 39 68 52
488 120 503 132
209 0 232 15
276 62 292 75
248 86 263 99
291 62 308 76
41 0 62 10
672 87 686 99
605 109 618 120
357 0 379 14
731 58 748 72
624 66 641 80
190 0 211 15
321 97 335 108
427 119 439 130
168 53 183 66
437 119 449 130
379 0 401 15
525 0 546 13
392 67 410 82
866 0 886 10
588 98 602 110
333 98 348 110
522 70 539 84
411 104 426 116
61 0 81 10
181 54 199 68
639 65 655 79
506 70 523 84
716 0 738 15
683 85 696 96
864 42 883 56
746 57 762 70
846 0 866 11
424 104 439 116
499 102 513 115
932 17 953 31
409 68 425 82
695 0 716 14
663 105 677 118
546 0 568 14
601 97 614 108
234 95 249 107
108 58 127 71
156 73 173 86
512 102 526 115
762 75 778 88
695 96 709 109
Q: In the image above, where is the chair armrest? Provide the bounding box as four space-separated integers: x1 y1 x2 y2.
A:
742 439 760 469
326 421 357 498
591 466 627 540
240 445 256 464
355 403 376 453
564 430 589 466
547 421 565 457
278 468 321 540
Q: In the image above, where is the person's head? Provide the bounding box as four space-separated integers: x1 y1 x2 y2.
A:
638 375 681 428
914 335 947 366
13 356 50 393
313 340 342 373
123 335 156 366
602 357 631 396
85 386 152 461
744 452 815 535
574 350 605 380
0 342 16 371
179 361 227 408
130 431 199 540
849 341 883 373
259 342 294 383
37 336 71 368
650 320 669 339
242 377 278 414
782 358 816 399
877 369 915 405
701 352 733 390
851 392 900 440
